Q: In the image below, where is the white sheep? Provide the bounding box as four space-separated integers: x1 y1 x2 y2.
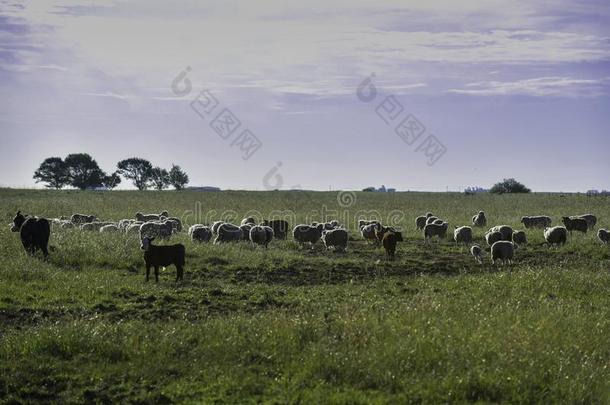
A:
491 241 516 265
512 230 527 245
453 226 473 245
293 224 324 248
470 245 484 264
472 211 487 227
118 219 135 230
214 223 242 244
135 212 161 222
425 216 439 226
424 222 448 245
520 216 552 229
597 229 609 245
191 225 212 243
249 225 274 248
211 221 225 235
139 221 173 240
126 222 144 235
81 222 113 231
241 217 256 226
321 228 348 252
99 224 120 233
361 223 380 244
485 230 503 246
575 214 597 230
489 225 513 241
544 226 567 247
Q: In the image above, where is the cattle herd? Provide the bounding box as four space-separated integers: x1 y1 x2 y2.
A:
8 209 610 282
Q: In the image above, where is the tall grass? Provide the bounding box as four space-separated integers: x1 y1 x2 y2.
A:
1 189 609 403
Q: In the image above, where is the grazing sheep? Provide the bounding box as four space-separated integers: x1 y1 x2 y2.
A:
211 221 225 235
81 222 114 231
188 224 204 236
426 216 438 225
240 223 253 240
10 211 50 258
126 222 144 235
71 213 97 225
139 221 173 240
293 224 324 247
358 219 379 230
361 223 381 244
321 220 341 231
241 217 256 226
424 222 449 245
262 219 290 239
163 217 183 233
99 224 120 233
135 212 163 222
250 225 274 248
544 226 568 247
472 211 487 227
118 219 135 230
573 214 597 230
512 230 527 245
491 241 516 265
415 216 428 230
382 231 399 260
470 245 484 264
190 226 212 243
485 230 503 246
214 223 242 243
597 229 609 244
321 228 348 252
561 217 588 235
140 237 185 282
520 216 552 229
454 226 473 245
60 221 75 230
489 225 513 241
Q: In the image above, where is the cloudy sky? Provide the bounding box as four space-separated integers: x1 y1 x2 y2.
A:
1 0 609 191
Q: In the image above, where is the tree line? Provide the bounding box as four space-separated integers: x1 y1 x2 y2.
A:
33 154 189 191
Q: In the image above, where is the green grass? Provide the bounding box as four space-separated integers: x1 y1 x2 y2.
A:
1 189 609 403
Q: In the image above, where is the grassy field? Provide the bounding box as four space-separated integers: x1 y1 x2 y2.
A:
1 188 609 403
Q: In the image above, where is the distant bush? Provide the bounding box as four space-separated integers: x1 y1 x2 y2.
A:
490 178 531 194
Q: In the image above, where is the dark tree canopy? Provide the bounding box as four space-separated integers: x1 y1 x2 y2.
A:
102 171 122 190
150 167 170 190
489 178 531 194
64 153 106 190
169 164 189 190
117 158 153 190
33 157 68 189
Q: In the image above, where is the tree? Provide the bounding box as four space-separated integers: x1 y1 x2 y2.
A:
168 164 189 190
117 158 153 190
102 171 122 190
150 167 170 190
489 178 531 194
33 157 68 189
64 153 105 190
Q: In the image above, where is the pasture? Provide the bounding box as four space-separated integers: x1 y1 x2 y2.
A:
1 189 609 403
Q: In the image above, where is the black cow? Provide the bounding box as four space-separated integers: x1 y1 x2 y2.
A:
10 211 50 258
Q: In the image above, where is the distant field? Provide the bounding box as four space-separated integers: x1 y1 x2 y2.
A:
1 189 609 403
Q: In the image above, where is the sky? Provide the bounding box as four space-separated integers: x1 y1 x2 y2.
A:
0 0 609 192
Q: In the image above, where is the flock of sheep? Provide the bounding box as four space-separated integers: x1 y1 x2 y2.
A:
10 208 610 282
